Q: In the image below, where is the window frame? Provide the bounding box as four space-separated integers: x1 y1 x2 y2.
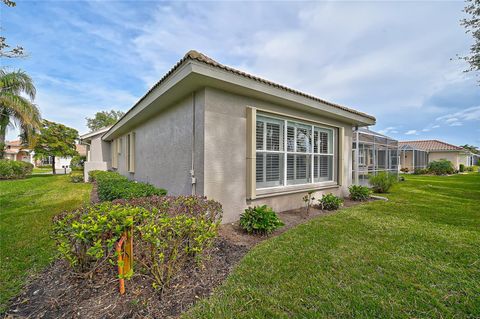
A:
255 113 336 191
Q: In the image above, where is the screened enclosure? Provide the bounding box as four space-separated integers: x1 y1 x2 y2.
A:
352 128 399 186
398 144 428 172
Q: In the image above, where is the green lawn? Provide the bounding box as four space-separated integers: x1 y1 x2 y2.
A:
32 167 52 174
186 173 480 318
0 175 91 311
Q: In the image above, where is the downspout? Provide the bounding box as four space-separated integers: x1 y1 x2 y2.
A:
354 126 359 185
191 92 196 195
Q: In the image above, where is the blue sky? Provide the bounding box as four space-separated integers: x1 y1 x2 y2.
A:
3 0 479 146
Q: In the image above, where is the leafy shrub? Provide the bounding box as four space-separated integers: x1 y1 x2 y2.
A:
400 167 409 173
302 190 315 215
318 193 343 210
89 171 167 201
459 164 465 172
466 166 474 172
0 160 33 179
70 155 86 170
348 185 371 201
427 160 454 175
52 203 150 271
70 172 84 183
368 172 397 193
53 196 222 291
240 205 284 234
413 168 429 175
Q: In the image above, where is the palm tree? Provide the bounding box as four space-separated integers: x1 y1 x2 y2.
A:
0 69 41 158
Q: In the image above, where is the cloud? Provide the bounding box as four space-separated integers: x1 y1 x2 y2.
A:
436 106 480 123
405 130 419 135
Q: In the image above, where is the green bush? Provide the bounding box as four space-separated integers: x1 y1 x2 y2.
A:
240 205 284 235
413 168 429 175
0 160 33 179
70 172 84 183
53 196 222 290
348 185 371 201
70 155 86 170
427 160 454 175
459 164 465 172
368 172 397 193
318 193 343 210
400 167 409 173
466 166 474 172
89 171 167 201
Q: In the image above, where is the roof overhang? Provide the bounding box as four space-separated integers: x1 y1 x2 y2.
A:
80 126 112 142
103 60 375 141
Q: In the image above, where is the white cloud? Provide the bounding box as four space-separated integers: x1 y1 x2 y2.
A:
436 106 480 124
405 130 419 135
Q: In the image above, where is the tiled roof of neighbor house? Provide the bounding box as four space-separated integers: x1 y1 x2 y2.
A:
131 50 375 121
399 140 464 152
6 140 22 147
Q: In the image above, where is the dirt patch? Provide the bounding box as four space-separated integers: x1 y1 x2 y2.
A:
220 198 369 248
4 198 371 318
90 182 99 204
5 239 248 319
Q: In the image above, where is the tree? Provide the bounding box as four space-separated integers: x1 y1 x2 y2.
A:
461 0 480 78
0 69 41 158
1 0 26 59
34 120 78 174
461 144 479 154
86 110 124 131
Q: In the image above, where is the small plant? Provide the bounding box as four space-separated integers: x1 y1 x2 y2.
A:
318 193 343 210
400 167 409 173
240 205 284 234
427 160 455 175
302 190 315 215
459 164 465 172
466 166 474 172
348 185 371 201
368 172 397 193
70 172 84 183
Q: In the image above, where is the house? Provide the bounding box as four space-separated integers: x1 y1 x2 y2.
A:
80 126 112 175
399 140 470 170
83 50 375 222
3 140 35 165
352 127 399 186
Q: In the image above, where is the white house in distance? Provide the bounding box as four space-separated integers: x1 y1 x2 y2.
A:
82 50 376 223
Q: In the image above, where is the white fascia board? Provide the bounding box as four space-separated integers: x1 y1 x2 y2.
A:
190 61 375 126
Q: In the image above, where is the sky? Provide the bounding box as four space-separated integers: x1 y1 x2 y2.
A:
2 0 479 146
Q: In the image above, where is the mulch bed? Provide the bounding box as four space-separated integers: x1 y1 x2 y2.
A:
4 198 370 318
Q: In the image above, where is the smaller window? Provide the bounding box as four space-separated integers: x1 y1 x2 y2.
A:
127 133 135 173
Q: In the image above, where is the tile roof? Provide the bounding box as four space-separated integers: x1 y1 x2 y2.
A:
6 140 22 147
132 50 376 122
399 140 464 151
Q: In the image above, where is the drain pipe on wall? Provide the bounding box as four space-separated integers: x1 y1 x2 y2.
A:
191 92 196 195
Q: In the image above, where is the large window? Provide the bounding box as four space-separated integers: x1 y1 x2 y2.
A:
256 114 335 189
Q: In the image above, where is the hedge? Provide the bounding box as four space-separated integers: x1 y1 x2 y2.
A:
88 170 167 201
0 160 33 179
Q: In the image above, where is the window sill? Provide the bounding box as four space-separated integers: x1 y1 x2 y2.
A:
254 182 339 199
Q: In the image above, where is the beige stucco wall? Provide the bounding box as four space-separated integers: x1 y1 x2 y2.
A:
428 151 462 169
203 87 353 223
400 151 414 171
83 134 111 181
114 90 205 196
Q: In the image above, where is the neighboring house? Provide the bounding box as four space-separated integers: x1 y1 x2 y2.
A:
399 140 470 170
36 144 87 169
83 50 375 223
3 140 35 165
80 126 112 176
352 127 399 186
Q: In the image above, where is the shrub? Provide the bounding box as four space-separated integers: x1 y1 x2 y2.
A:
413 168 429 175
53 196 222 291
459 164 465 172
52 202 151 271
89 171 167 201
302 190 315 215
466 166 474 172
368 172 397 193
70 172 84 183
427 160 454 175
400 167 409 173
318 193 343 210
0 160 33 179
240 205 284 235
348 185 371 201
70 155 86 170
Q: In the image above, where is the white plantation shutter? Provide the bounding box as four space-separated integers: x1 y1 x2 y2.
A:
255 113 335 189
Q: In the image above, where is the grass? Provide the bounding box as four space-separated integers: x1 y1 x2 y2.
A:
0 175 91 311
186 173 480 318
32 167 52 174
